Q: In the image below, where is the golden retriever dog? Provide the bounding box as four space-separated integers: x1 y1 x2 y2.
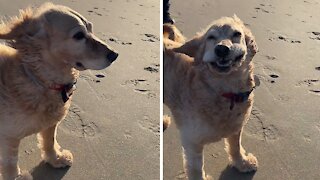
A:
163 15 258 179
0 3 118 180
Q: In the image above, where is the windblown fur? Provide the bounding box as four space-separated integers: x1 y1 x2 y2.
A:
0 3 117 180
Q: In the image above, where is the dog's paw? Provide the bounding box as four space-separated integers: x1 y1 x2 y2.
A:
45 149 73 168
15 171 33 180
204 174 213 180
231 153 258 173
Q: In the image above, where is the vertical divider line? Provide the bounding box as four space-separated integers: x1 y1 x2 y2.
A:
159 0 164 180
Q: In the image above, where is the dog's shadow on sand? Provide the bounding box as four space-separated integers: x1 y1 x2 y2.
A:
218 166 256 180
31 161 70 180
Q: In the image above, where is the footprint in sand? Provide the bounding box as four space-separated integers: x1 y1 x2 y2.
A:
308 32 320 40
175 171 187 179
121 79 156 98
254 7 271 13
254 3 274 14
309 90 320 95
303 135 312 143
265 55 277 60
245 107 280 141
134 89 149 94
296 79 319 87
268 32 301 44
269 74 279 79
144 63 159 73
141 33 160 42
124 130 133 140
87 7 103 16
258 66 280 84
80 74 102 83
296 79 320 95
97 33 133 45
108 37 133 45
60 104 101 138
210 152 221 159
277 35 301 43
138 115 160 136
276 94 290 102
24 149 35 155
316 123 320 132
122 79 148 86
95 74 105 78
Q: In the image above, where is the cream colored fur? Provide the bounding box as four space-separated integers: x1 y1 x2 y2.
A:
163 16 258 180
0 3 117 180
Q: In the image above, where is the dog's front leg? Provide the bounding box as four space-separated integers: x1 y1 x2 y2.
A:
0 138 32 180
181 139 209 180
225 129 258 172
37 124 73 168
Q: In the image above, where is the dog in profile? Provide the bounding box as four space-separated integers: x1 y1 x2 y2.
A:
163 15 258 179
0 3 118 180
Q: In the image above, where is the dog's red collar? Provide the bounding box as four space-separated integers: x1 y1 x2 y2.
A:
23 64 76 103
49 81 77 103
49 84 67 91
222 87 255 110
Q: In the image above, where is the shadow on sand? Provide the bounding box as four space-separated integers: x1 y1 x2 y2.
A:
31 161 70 180
218 166 256 180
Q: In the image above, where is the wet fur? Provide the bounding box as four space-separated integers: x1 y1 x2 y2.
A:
0 3 117 180
163 16 258 179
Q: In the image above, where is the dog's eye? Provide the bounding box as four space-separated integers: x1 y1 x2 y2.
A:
233 31 242 38
207 35 216 40
73 32 86 40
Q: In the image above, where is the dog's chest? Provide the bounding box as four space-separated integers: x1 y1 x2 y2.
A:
1 98 71 139
178 92 253 143
30 100 70 129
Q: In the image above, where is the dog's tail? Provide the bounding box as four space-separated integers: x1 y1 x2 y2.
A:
163 115 171 131
163 0 174 24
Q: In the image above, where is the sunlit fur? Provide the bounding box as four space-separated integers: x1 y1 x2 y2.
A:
0 3 117 180
164 16 259 179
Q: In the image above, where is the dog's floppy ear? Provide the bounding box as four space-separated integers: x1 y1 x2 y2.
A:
233 15 258 60
0 8 44 40
163 24 185 44
173 35 203 58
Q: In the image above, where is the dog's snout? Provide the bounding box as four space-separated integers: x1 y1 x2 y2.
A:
107 51 118 62
215 45 230 57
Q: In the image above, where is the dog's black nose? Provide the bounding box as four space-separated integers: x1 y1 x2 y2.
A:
215 45 230 57
107 51 118 62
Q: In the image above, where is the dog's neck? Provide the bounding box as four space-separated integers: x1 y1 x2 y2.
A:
10 40 79 87
195 61 255 92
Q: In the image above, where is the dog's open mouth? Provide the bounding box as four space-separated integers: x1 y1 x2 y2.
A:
209 61 232 73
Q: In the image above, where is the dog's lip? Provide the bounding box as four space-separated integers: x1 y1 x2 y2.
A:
209 61 231 72
216 59 232 67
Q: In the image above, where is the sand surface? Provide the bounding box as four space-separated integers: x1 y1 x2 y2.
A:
164 0 320 179
0 0 159 179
